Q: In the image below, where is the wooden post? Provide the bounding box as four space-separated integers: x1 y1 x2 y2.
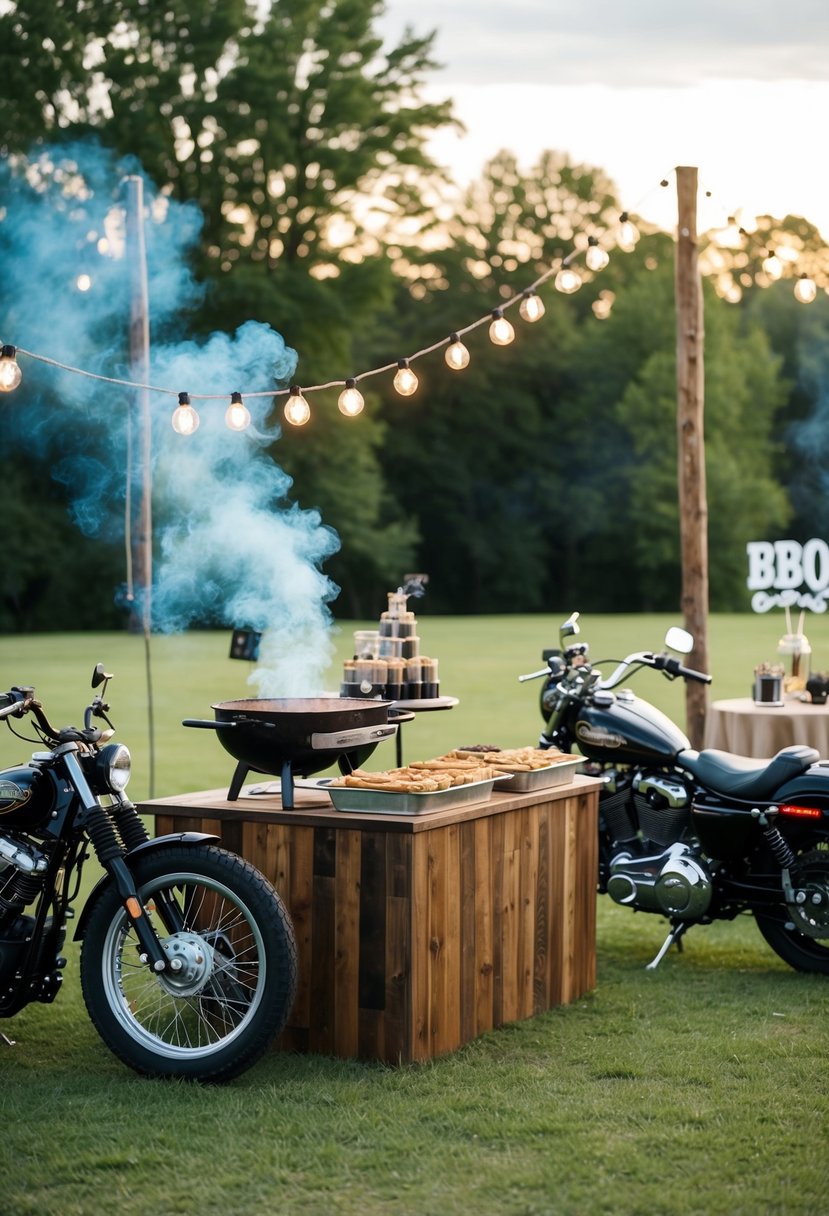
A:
125 175 152 635
675 166 709 747
124 176 156 795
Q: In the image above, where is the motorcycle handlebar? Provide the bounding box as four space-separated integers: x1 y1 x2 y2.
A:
0 688 32 718
518 667 550 683
660 656 712 684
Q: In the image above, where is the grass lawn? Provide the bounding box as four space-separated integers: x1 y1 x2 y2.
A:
1 614 828 1215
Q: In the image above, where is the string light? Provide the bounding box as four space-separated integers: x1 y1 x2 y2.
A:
338 378 365 416
393 359 418 396
5 172 826 421
171 391 200 435
518 292 545 323
794 273 818 304
284 385 311 425
762 250 784 280
585 237 610 272
555 266 582 294
0 345 22 392
617 212 640 252
445 334 471 369
489 309 515 346
225 390 251 431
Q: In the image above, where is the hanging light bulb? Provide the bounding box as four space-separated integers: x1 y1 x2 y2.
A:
555 266 582 294
585 237 610 272
283 385 311 425
0 345 22 392
171 391 200 435
393 359 418 396
489 309 515 346
617 212 640 252
794 273 817 304
445 334 471 369
225 390 251 431
518 293 545 323
338 378 365 416
762 250 784 280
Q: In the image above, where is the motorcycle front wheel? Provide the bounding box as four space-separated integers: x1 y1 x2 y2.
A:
80 844 297 1082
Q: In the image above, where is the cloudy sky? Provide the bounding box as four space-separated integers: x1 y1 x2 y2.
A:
379 0 829 237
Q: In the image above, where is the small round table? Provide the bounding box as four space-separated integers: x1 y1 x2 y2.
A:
704 696 829 758
390 696 459 766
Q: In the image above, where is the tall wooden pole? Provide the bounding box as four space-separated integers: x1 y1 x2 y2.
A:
124 175 155 795
675 166 709 747
125 175 152 634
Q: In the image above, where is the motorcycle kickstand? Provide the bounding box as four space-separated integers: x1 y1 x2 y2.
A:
646 920 689 971
1 1032 17 1047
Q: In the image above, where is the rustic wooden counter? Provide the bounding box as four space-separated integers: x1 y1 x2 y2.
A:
140 774 600 1065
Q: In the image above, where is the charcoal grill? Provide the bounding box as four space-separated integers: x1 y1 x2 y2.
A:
183 697 405 806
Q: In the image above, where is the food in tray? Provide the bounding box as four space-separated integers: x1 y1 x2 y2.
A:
330 758 498 794
450 745 573 772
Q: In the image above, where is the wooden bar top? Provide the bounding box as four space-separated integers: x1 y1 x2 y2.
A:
140 771 600 833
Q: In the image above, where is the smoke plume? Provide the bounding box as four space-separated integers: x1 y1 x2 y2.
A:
0 141 340 694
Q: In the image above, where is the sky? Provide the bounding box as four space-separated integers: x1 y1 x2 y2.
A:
378 0 829 239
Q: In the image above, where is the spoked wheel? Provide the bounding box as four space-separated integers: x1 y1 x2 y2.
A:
80 845 297 1082
754 847 829 975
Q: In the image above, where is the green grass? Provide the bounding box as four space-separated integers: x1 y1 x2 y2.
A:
1 615 828 1215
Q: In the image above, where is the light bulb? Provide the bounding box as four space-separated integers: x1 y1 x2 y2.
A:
0 345 22 392
445 334 471 369
393 360 418 396
338 378 365 416
518 293 545 323
762 251 783 280
794 273 817 304
555 266 582 294
617 212 640 252
225 390 251 431
284 385 311 425
585 238 609 272
489 309 515 346
171 392 200 435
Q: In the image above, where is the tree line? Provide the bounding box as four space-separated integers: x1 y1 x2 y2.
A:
1 0 827 630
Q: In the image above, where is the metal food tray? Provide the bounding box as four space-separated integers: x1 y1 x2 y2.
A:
318 775 506 815
495 757 582 791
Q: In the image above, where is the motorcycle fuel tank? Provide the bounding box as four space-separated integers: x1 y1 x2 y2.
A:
574 691 690 766
0 765 55 828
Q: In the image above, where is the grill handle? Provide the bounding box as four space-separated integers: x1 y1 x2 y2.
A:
310 722 398 750
181 718 237 730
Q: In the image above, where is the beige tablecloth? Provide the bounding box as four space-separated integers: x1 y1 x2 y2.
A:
704 697 829 758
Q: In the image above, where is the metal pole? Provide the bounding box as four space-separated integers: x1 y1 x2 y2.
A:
675 166 709 747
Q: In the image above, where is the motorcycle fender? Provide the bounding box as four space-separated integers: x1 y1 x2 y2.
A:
73 831 220 940
771 764 829 809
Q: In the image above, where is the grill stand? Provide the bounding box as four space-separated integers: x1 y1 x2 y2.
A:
227 759 295 804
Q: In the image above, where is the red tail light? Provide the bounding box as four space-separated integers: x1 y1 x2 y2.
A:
778 804 824 819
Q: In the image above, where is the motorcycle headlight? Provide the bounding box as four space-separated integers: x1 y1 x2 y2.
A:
95 743 132 793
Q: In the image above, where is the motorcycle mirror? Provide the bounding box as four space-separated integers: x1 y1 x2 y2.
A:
560 612 580 641
91 663 112 689
664 626 694 655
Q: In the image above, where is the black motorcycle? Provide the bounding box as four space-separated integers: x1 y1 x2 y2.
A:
0 666 297 1081
520 613 829 972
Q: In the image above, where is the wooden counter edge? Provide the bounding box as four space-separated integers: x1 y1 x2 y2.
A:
139 772 602 833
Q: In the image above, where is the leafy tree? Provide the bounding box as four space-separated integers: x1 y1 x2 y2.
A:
0 0 460 617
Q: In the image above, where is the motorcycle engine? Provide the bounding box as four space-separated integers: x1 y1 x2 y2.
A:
599 767 693 849
607 842 713 918
0 831 48 925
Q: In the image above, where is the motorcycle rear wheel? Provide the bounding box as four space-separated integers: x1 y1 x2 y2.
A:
80 844 297 1082
754 846 829 975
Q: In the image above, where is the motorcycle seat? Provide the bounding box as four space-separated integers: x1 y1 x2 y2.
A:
680 744 820 800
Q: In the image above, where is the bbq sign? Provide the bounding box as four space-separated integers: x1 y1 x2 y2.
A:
747 539 829 613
